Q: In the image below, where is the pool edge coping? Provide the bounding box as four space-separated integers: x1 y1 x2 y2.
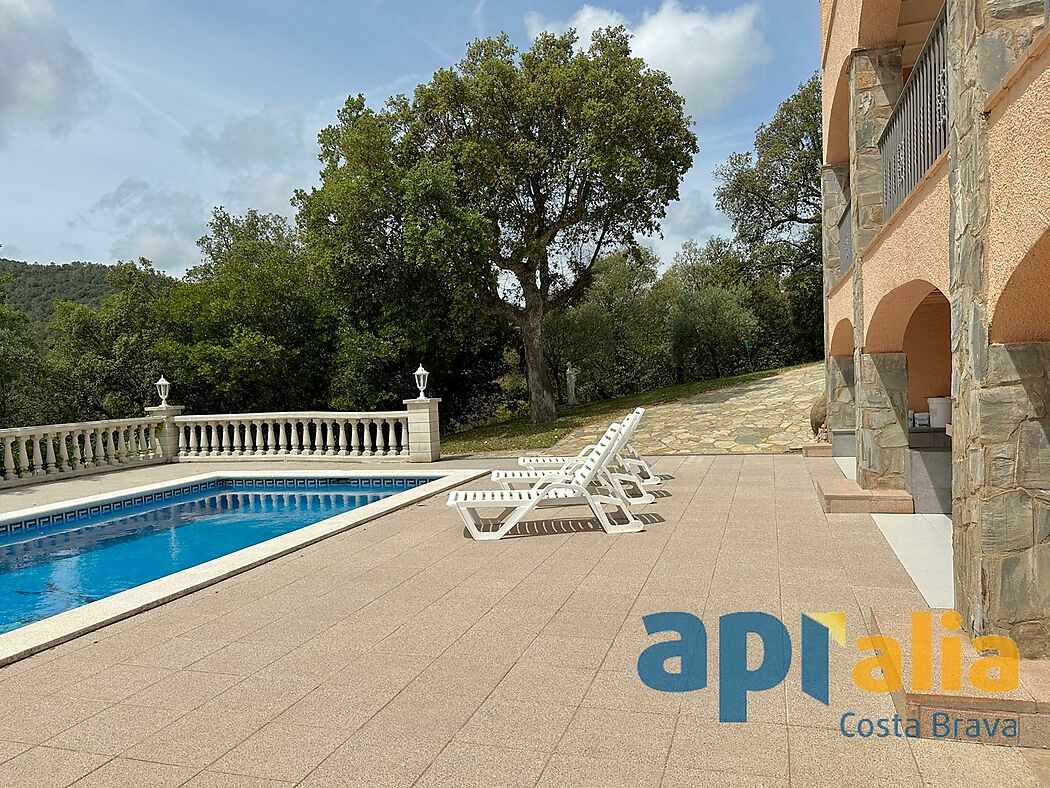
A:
0 468 488 666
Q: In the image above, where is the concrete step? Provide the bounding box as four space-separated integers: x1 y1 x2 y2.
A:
803 442 834 457
869 608 1050 748
816 478 914 513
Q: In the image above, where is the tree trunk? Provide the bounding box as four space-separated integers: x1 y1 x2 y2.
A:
521 317 557 423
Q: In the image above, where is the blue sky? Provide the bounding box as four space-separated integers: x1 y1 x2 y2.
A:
0 0 818 275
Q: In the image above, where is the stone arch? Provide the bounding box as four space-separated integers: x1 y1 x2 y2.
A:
830 318 855 357
865 280 951 412
990 229 1050 344
865 279 944 353
902 289 951 412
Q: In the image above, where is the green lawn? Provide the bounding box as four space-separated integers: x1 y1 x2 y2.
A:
443 363 816 455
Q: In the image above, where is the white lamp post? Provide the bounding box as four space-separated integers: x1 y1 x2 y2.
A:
155 375 171 407
414 365 429 400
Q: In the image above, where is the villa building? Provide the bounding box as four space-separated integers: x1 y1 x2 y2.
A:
820 0 1050 656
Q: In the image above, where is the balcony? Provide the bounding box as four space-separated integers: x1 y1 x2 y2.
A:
879 3 948 218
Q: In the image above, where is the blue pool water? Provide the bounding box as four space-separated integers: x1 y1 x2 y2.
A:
0 477 429 633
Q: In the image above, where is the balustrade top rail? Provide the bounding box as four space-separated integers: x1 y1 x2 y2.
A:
879 4 948 218
0 416 162 438
171 411 407 422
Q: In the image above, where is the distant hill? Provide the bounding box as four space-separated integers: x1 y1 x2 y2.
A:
0 258 113 326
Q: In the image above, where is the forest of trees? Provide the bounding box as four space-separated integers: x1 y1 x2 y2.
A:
0 27 821 433
0 258 112 328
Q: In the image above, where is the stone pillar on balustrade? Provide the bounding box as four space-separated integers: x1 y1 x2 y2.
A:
848 45 903 488
145 403 184 460
403 398 441 462
946 0 1050 656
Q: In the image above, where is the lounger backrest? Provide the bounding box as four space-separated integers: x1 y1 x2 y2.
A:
571 423 620 488
610 407 645 452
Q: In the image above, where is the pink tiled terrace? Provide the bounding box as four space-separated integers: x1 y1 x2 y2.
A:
0 456 1046 787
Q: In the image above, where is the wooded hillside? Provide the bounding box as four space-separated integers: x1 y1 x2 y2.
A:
0 258 112 325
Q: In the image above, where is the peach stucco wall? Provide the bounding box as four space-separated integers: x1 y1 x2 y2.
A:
903 296 952 410
830 318 855 357
986 36 1050 339
860 158 950 349
826 275 853 354
821 0 902 164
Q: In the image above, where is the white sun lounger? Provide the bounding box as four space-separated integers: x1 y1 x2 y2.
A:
517 407 662 486
491 409 654 505
447 422 644 541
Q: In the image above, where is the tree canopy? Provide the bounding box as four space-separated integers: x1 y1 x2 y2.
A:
298 28 697 422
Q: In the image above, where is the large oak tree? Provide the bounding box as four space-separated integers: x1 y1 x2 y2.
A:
297 28 696 422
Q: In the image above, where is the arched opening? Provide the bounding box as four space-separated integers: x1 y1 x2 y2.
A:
991 231 1050 344
902 290 951 412
865 279 942 353
829 318 855 357
827 318 857 454
865 279 952 512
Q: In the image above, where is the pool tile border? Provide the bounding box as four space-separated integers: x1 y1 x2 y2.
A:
0 475 439 538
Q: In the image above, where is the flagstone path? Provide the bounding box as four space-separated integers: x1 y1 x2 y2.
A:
551 363 824 455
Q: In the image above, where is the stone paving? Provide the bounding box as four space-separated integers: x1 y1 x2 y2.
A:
551 364 825 456
0 455 1046 786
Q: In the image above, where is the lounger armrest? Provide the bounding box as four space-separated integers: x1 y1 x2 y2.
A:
540 481 588 496
530 473 573 490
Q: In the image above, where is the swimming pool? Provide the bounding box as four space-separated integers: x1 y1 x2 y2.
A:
0 475 437 634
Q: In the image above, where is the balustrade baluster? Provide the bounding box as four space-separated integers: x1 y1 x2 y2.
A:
399 417 410 456
233 420 244 456
277 420 289 455
292 421 303 456
379 420 390 456
351 420 363 456
17 436 30 478
57 430 70 471
366 419 377 456
339 419 350 457
70 429 83 468
116 427 127 463
42 432 57 474
81 429 94 467
3 437 15 480
244 420 256 456
91 428 102 465
325 419 334 455
31 433 45 475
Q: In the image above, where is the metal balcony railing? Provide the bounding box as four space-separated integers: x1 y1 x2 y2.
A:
879 4 948 218
838 203 853 274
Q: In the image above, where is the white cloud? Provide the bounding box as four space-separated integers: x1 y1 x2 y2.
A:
662 189 728 237
184 104 317 217
81 177 206 274
0 0 102 144
184 104 311 172
525 1 768 119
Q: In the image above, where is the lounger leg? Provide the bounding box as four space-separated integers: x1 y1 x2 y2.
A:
587 494 644 535
598 469 655 506
456 501 537 541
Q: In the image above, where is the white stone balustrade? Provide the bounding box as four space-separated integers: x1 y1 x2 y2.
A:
0 417 165 488
170 412 414 461
0 401 440 489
